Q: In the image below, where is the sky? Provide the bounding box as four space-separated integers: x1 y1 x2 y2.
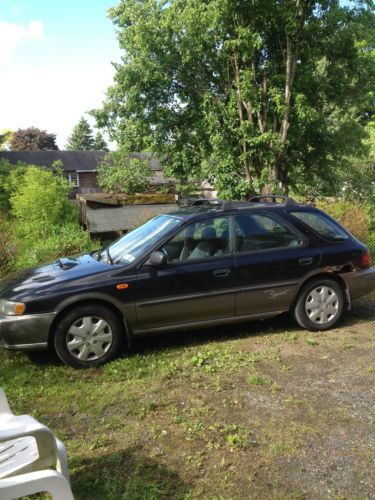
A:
0 0 122 149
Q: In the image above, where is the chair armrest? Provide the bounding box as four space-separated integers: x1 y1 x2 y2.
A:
0 389 11 415
0 423 58 457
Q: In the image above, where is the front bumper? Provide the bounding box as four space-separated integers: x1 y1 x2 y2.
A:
0 312 56 351
340 267 375 301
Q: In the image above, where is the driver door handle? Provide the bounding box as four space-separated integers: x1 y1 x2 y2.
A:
298 257 313 265
213 268 231 278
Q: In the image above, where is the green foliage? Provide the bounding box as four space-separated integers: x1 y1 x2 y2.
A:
93 0 375 197
94 131 109 151
97 151 153 195
0 129 12 151
10 167 75 240
66 117 95 150
13 223 94 270
10 127 58 151
0 159 15 212
0 215 14 275
1 165 95 273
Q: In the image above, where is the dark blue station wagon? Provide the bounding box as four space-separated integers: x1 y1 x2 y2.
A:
1 197 375 368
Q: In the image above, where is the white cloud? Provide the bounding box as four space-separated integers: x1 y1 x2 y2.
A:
0 20 44 67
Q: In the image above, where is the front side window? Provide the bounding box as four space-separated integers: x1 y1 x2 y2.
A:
159 216 230 261
289 211 349 241
235 213 301 253
104 215 183 265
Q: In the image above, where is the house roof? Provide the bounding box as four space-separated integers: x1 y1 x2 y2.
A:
0 151 163 172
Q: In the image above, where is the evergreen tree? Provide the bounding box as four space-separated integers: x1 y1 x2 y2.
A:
94 131 109 151
66 117 95 150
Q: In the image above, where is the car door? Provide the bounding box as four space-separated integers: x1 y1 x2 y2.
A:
234 211 320 316
135 215 236 331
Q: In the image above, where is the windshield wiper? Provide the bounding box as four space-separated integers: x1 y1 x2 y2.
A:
105 246 114 265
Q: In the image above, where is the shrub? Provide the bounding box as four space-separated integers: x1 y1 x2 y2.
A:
0 159 14 212
0 216 15 276
13 224 95 270
10 166 75 240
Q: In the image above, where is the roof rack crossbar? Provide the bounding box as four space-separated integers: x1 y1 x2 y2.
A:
250 195 297 206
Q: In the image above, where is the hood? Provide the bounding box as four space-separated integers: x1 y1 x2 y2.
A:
0 254 111 298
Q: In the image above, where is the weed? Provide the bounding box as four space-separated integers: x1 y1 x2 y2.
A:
281 332 298 342
247 373 267 385
306 338 318 346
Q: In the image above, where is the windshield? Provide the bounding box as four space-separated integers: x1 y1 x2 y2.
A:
101 215 183 265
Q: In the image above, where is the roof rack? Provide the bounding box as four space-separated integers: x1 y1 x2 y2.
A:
191 198 224 207
178 195 298 211
249 195 298 206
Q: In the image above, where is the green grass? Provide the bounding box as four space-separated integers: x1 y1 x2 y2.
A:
1 308 375 499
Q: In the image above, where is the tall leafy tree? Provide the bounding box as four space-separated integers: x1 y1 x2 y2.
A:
97 151 152 194
66 117 95 150
93 0 375 197
10 127 58 151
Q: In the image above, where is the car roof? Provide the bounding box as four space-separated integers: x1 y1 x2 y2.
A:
167 197 312 222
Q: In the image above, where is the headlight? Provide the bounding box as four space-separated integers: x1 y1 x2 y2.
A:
0 300 26 316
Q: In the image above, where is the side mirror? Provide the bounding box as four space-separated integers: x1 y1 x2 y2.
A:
147 251 167 266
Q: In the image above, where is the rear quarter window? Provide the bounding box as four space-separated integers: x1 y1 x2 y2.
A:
289 211 349 241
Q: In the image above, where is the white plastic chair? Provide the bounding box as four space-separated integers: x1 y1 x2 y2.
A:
0 387 74 499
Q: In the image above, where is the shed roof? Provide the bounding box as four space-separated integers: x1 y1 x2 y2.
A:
86 203 177 233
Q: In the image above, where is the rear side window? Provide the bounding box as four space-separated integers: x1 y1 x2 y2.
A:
235 213 302 253
290 211 349 241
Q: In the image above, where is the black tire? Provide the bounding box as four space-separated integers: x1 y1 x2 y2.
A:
294 278 345 331
53 305 124 368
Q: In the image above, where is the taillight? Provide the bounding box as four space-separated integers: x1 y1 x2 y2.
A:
361 250 371 268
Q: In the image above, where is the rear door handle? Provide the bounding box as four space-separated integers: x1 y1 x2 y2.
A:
298 257 313 265
213 268 231 278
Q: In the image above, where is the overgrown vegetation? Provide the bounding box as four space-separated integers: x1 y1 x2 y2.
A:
0 161 94 275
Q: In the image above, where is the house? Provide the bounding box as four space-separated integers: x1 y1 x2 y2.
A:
0 151 172 197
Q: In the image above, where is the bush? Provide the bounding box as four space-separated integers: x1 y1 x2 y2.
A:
13 224 95 270
1 166 96 274
0 159 14 212
0 216 15 276
10 166 75 240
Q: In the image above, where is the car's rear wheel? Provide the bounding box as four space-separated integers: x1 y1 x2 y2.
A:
53 305 124 368
294 278 345 331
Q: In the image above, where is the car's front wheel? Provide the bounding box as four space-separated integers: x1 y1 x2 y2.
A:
294 278 345 331
53 305 124 368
